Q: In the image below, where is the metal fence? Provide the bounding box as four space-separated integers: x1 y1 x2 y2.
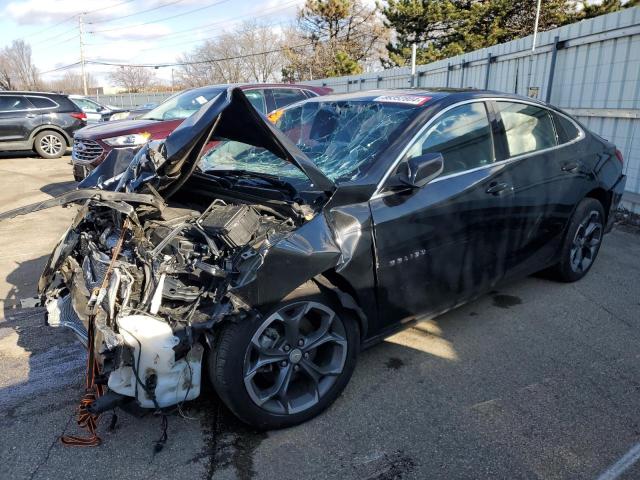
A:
303 7 640 211
90 92 173 109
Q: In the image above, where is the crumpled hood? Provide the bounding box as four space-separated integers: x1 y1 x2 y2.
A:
79 87 336 198
0 88 335 222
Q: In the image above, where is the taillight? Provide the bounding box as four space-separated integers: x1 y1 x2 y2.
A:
614 148 624 166
70 112 87 121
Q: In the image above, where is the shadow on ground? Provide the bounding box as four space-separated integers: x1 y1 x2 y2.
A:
40 181 77 197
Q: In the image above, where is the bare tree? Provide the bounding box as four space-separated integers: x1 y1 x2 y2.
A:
108 66 155 93
237 21 284 82
177 21 284 86
0 40 40 90
46 71 96 94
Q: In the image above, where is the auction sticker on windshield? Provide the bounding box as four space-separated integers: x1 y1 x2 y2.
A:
373 95 431 105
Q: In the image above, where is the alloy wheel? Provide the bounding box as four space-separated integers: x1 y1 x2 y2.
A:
569 210 602 274
243 301 348 415
40 134 63 156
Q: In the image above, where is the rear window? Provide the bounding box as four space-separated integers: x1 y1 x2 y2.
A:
553 113 581 144
27 96 58 109
272 89 307 109
496 102 558 156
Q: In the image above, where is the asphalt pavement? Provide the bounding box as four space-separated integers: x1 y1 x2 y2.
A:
1 154 640 480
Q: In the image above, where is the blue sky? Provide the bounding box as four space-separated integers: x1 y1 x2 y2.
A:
0 0 306 85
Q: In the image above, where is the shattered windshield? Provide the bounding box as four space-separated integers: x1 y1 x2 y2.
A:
198 100 419 184
141 87 225 121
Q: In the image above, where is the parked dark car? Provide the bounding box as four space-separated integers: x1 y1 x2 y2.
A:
3 88 625 431
0 91 86 158
71 83 332 180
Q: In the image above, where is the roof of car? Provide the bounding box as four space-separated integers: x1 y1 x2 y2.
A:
299 88 532 105
0 90 68 96
181 83 328 93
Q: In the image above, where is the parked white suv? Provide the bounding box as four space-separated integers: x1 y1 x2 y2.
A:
69 95 123 123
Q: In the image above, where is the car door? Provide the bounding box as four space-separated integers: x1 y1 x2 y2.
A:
370 101 515 327
491 100 587 277
0 95 40 144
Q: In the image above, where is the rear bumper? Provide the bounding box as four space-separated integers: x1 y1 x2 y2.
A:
606 174 626 233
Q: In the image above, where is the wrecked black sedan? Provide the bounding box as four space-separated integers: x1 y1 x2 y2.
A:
6 87 625 429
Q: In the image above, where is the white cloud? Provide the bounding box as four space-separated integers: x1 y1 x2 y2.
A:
4 0 134 24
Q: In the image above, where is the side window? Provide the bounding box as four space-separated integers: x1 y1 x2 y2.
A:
553 112 580 144
405 102 494 176
73 98 99 112
272 88 307 109
28 96 57 109
496 102 557 156
0 95 31 111
243 89 266 114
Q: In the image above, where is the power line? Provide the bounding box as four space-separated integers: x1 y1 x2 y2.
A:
28 15 76 38
129 20 289 54
89 0 234 34
84 32 370 69
39 33 80 50
85 0 299 52
40 61 82 75
87 0 186 25
29 0 137 38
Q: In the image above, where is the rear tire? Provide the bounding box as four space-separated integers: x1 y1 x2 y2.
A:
34 131 66 159
549 198 605 282
209 282 359 429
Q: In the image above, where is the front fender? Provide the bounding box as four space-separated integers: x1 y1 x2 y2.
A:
231 213 342 308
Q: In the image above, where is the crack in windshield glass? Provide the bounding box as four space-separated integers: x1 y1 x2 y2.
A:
198 101 418 184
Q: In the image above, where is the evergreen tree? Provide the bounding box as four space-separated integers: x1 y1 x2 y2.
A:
381 0 635 67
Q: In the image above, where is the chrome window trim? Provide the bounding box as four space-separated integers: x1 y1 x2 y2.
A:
0 94 59 113
372 97 585 199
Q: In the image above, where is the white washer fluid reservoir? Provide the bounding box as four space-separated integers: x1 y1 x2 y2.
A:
108 314 202 408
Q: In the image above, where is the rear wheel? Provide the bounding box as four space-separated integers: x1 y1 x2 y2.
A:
209 283 359 429
550 198 605 282
34 131 66 159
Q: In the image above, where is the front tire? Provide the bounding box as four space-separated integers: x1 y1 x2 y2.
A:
550 197 605 282
209 283 359 429
34 131 66 159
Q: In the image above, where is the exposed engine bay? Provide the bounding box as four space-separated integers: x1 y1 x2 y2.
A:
44 196 301 410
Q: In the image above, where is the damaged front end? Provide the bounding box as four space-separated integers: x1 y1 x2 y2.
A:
43 194 298 409
30 87 342 413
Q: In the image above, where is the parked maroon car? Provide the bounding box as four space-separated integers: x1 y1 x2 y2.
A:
71 83 331 180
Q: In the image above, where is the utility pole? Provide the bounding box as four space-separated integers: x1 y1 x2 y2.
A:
410 43 417 87
527 0 543 97
78 13 88 96
532 0 542 52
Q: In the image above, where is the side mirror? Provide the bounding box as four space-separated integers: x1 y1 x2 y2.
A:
399 152 444 188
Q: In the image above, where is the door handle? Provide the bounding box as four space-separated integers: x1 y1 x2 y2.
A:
486 182 513 195
561 161 580 173
26 113 37 118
